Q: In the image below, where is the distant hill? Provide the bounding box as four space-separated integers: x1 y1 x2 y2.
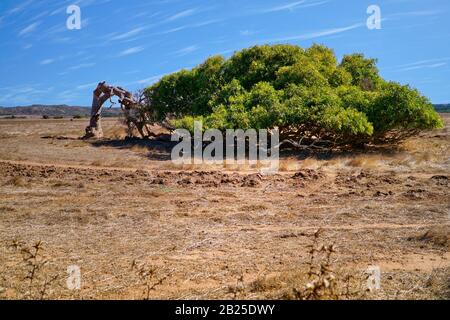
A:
0 105 122 118
434 104 450 113
0 103 447 118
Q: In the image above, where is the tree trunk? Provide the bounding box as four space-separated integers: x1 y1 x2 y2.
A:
83 82 136 139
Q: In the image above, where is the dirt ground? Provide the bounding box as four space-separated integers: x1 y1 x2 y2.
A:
0 116 449 300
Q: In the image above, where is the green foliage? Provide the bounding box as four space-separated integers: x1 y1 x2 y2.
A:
222 44 304 89
369 82 443 133
320 105 373 136
144 44 443 147
340 53 381 90
171 115 205 134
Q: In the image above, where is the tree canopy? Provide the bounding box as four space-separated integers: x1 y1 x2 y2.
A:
143 44 443 147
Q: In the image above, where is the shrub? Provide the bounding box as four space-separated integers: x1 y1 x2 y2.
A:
143 44 443 148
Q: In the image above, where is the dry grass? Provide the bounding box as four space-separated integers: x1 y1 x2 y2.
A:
0 116 449 300
129 144 149 154
90 160 103 167
345 155 380 169
5 240 60 300
279 159 300 172
103 124 127 139
5 176 29 188
130 260 172 300
244 230 370 300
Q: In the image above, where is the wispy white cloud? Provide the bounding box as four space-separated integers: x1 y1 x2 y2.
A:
73 0 113 8
240 30 257 36
40 59 55 65
56 89 82 103
215 49 235 56
393 57 450 72
303 23 364 39
99 7 209 42
173 45 199 56
398 62 447 72
195 19 221 27
382 9 445 26
8 0 34 15
69 63 96 70
76 82 99 90
0 84 54 106
397 58 450 68
165 8 198 22
261 22 364 43
50 6 65 16
29 10 50 22
389 10 443 18
132 70 181 86
110 27 145 41
18 21 40 36
258 0 328 13
48 0 112 17
42 23 67 36
296 0 329 9
158 19 221 35
118 46 144 57
158 26 188 35
260 0 306 13
135 75 164 85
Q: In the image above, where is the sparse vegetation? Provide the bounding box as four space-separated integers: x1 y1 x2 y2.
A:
0 115 448 300
7 240 60 300
130 260 171 300
291 229 339 299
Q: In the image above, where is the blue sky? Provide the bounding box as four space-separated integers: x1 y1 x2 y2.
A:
0 0 449 106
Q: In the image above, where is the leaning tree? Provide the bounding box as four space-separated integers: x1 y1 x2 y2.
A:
85 44 443 149
83 82 156 139
144 44 443 149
